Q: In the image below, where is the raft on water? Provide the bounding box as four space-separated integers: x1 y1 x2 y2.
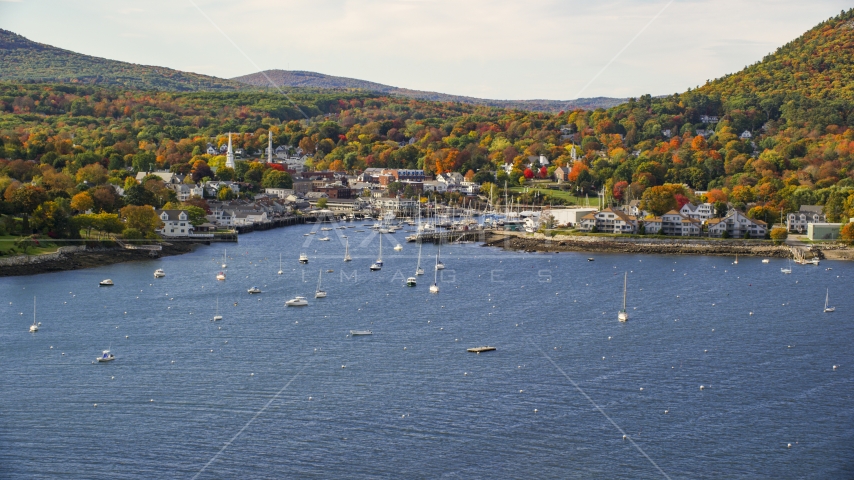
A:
467 346 496 353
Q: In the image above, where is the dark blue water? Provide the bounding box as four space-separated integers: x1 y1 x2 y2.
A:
2 224 853 479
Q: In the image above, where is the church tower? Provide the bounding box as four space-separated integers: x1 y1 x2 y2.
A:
225 133 235 169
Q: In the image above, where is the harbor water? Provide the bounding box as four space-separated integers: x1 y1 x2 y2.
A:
1 223 852 479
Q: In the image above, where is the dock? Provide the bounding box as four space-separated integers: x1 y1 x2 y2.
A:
467 346 496 353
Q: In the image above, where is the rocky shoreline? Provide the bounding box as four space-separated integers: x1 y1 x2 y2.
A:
0 242 201 277
483 231 808 258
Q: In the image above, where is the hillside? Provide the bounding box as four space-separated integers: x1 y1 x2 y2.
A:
0 29 245 92
701 14 854 101
232 70 626 112
2 9 854 242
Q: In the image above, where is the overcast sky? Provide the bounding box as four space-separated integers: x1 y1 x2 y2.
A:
1 0 850 100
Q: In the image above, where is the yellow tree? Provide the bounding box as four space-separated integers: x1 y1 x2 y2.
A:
70 191 94 212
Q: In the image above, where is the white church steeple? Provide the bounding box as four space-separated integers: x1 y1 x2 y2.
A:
225 133 235 169
267 129 273 163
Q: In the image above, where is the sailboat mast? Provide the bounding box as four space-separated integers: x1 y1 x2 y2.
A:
622 273 627 310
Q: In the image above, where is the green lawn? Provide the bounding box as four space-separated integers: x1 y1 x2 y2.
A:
0 236 61 256
509 186 586 205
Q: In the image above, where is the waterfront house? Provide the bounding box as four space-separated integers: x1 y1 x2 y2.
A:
707 210 767 238
680 202 715 223
661 210 702 236
578 208 637 234
786 205 826 233
156 210 193 237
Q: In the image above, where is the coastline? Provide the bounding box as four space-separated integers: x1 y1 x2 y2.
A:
0 242 201 277
482 231 852 259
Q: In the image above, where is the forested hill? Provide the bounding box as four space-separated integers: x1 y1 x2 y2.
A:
701 12 854 102
232 70 626 112
2 10 854 233
0 30 245 92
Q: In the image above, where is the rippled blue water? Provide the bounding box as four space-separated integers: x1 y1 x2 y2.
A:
1 224 853 479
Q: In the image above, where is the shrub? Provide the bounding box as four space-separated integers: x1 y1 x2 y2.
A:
122 228 143 240
770 227 788 243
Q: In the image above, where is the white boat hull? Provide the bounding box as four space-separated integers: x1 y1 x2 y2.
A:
619 311 629 322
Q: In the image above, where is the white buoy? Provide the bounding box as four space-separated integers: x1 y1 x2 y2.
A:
639 387 643 391
664 410 669 414
623 435 627 440
94 404 97 407
250 373 254 376
700 385 704 390
787 443 791 448
833 365 837 370
342 365 346 368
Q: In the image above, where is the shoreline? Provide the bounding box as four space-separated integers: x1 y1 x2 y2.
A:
482 231 853 260
0 242 202 277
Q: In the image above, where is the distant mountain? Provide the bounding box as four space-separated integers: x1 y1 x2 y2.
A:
231 70 626 112
0 29 244 91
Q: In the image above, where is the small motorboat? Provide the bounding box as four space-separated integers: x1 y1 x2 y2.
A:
761 259 770 264
99 279 114 286
394 244 403 251
350 330 372 336
286 296 308 306
319 237 330 241
299 253 309 264
154 269 166 278
406 277 417 287
370 263 382 271
216 272 226 281
587 258 594 262
248 286 262 294
96 350 115 362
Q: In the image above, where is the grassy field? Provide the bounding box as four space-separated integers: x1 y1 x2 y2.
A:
509 186 589 205
0 236 61 256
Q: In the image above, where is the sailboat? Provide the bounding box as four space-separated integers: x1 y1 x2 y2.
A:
824 289 836 313
415 241 424 275
435 244 444 270
216 271 226 281
618 272 629 322
278 253 283 275
29 297 38 332
213 296 222 321
315 270 327 298
370 234 383 271
344 240 352 262
733 253 738 265
781 259 792 274
429 252 440 294
222 249 227 269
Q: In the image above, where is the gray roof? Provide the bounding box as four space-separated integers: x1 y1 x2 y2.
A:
156 209 187 221
799 205 823 214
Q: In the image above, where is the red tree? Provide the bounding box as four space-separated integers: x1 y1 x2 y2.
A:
523 168 534 179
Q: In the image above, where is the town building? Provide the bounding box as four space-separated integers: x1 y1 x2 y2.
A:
808 223 844 241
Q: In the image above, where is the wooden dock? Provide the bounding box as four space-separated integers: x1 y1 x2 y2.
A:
467 346 496 353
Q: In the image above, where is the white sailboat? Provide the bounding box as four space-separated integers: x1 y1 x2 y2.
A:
29 297 38 333
429 252 440 294
618 272 629 322
733 253 738 265
344 240 352 262
315 270 327 298
213 296 222 321
370 234 383 271
781 259 792 274
222 249 227 269
216 271 226 281
824 289 836 313
415 241 424 275
278 253 283 275
435 244 444 270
